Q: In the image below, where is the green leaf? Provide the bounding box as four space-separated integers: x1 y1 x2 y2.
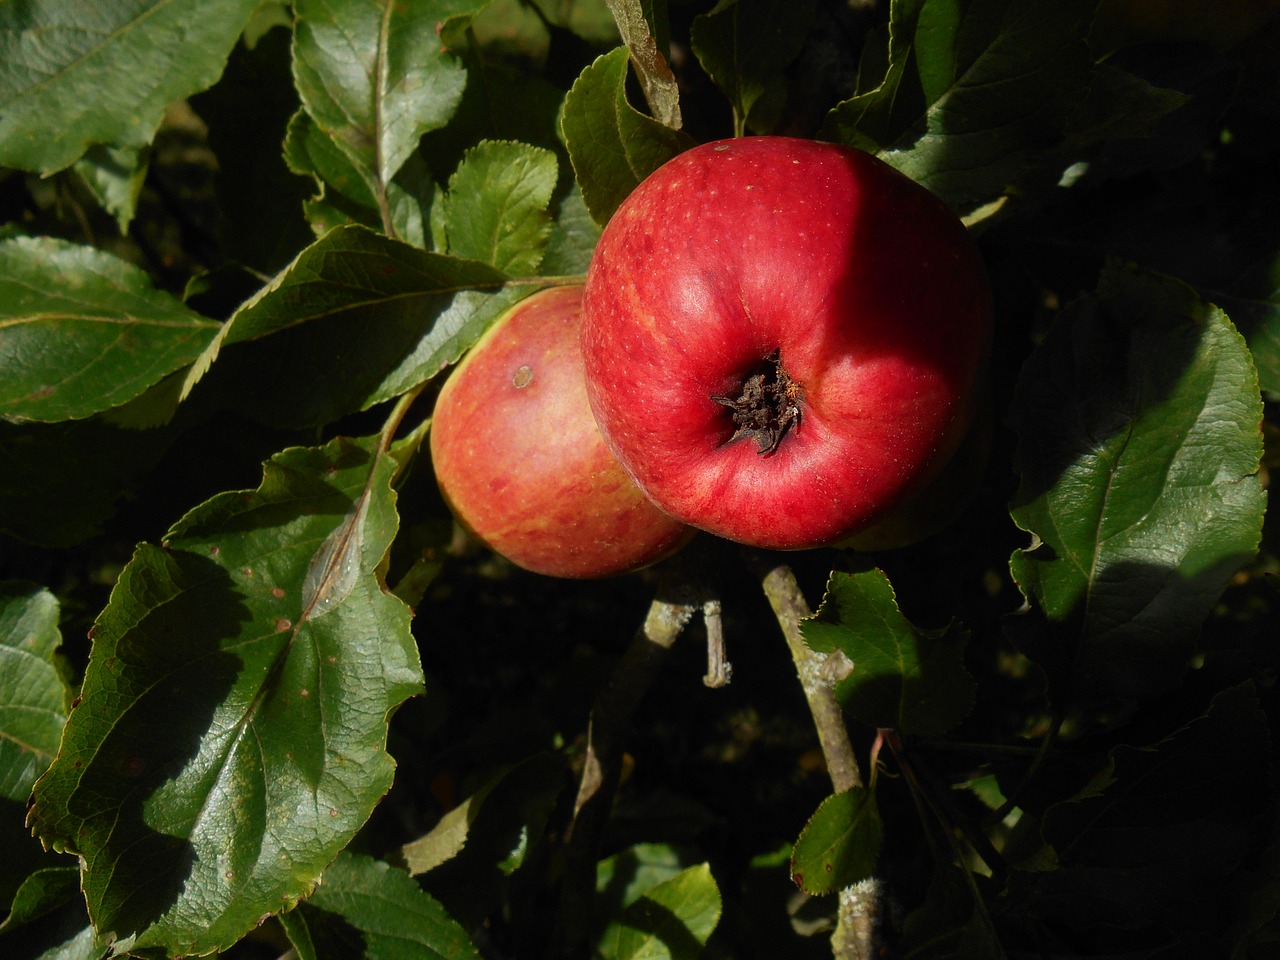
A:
596 844 706 916
71 144 149 234
789 789 882 897
802 569 975 735
285 107 440 250
0 238 220 423
597 862 721 960
560 46 694 226
400 753 567 877
1070 177 1280 396
541 182 602 275
1008 263 1266 700
690 0 817 135
279 852 481 960
0 865 80 936
419 57 567 185
0 0 261 174
0 583 73 921
1025 684 1272 934
824 0 1097 215
443 140 558 274
26 436 424 956
0 583 69 803
292 0 486 201
183 225 527 427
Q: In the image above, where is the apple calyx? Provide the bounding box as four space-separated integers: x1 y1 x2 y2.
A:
712 351 802 455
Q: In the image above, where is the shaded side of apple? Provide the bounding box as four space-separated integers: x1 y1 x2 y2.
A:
430 285 694 579
838 391 994 552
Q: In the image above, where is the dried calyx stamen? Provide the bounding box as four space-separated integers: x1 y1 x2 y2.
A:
712 351 802 455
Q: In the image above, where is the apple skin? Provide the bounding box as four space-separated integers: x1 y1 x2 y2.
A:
837 390 993 552
580 136 993 551
429 285 694 579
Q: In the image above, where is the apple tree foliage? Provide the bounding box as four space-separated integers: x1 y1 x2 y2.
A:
1 0 1277 958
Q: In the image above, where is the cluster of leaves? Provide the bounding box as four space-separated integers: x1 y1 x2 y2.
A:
1 0 1278 958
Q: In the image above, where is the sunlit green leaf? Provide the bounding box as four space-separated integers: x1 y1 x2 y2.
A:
0 238 220 423
803 569 975 735
541 182 601 275
0 583 73 925
532 0 618 44
560 46 693 225
0 583 68 803
71 144 149 234
285 109 438 249
279 852 481 960
292 0 486 197
0 0 261 174
444 140 558 274
596 843 705 915
790 788 882 896
27 436 423 956
1008 263 1266 699
597 862 721 960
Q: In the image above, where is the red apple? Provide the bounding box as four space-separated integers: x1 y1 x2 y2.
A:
581 137 992 550
430 285 694 578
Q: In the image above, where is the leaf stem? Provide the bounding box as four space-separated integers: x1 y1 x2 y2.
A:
377 381 429 458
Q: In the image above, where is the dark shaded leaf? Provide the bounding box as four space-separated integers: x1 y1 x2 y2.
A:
400 753 567 878
1023 684 1272 935
70 144 149 235
191 25 314 274
824 0 1097 216
690 0 817 135
0 417 180 547
183 225 527 427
